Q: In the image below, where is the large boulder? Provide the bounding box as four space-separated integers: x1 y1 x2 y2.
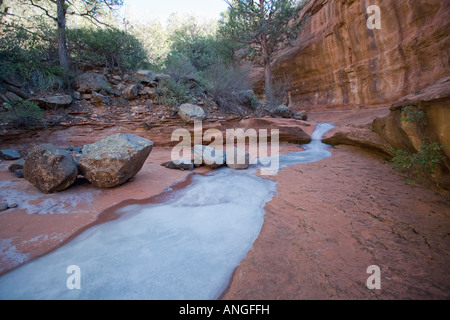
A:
193 145 225 169
294 110 308 121
122 84 139 100
226 147 251 170
78 133 154 189
272 105 294 119
178 104 207 124
31 94 73 109
74 72 111 93
133 70 157 83
23 144 78 194
91 91 111 105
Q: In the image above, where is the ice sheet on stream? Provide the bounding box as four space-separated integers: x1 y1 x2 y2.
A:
0 123 335 300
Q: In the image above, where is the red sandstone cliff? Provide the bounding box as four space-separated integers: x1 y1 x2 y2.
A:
265 0 450 111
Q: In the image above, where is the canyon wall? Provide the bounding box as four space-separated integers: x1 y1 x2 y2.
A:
268 0 450 111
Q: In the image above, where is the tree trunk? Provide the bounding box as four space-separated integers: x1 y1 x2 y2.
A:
260 0 273 98
57 0 69 72
261 34 272 99
264 59 272 96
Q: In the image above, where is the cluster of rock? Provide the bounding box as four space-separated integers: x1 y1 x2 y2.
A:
72 70 168 105
0 69 168 109
164 145 251 171
0 76 73 109
2 133 154 195
271 105 308 121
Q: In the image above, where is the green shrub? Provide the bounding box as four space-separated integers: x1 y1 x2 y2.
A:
1 100 44 129
68 27 148 70
0 23 63 90
201 61 253 114
163 53 198 83
401 105 427 125
155 78 193 107
390 142 445 178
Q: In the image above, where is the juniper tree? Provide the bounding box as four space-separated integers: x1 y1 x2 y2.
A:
220 0 306 99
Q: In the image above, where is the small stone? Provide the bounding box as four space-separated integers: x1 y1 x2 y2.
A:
8 203 18 209
0 203 8 211
14 169 24 178
165 158 195 171
0 149 21 160
8 159 25 172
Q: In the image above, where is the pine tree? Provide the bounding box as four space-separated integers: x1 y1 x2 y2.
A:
220 0 306 98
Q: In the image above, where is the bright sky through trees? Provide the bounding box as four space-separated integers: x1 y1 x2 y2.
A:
123 0 229 23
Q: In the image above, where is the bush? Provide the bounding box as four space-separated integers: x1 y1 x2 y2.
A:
0 23 63 90
390 143 445 178
155 78 193 107
265 77 291 110
401 105 427 125
163 53 198 83
1 100 44 129
201 61 253 114
68 27 148 70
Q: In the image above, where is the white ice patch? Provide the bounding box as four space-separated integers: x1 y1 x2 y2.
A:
0 123 335 300
0 181 100 215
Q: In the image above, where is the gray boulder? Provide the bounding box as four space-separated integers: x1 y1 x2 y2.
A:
8 159 25 172
78 133 154 189
178 104 207 124
0 149 21 160
75 72 112 93
122 84 139 100
91 91 111 105
272 105 294 118
31 94 73 108
23 144 78 194
294 110 308 121
133 70 157 83
165 158 194 171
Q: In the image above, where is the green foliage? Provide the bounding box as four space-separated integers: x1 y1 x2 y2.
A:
401 105 427 125
1 100 44 129
68 27 148 70
164 53 198 83
219 0 302 64
155 78 193 107
390 143 445 178
160 15 243 75
0 20 64 90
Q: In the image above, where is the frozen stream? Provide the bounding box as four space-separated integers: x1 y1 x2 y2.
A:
0 123 335 300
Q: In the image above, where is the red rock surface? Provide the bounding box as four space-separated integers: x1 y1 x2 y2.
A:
222 144 450 300
1 111 449 299
261 0 450 111
0 148 190 275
